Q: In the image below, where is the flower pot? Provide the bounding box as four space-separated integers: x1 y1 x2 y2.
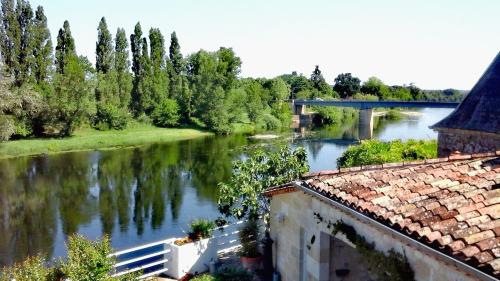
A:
169 237 217 279
241 256 263 271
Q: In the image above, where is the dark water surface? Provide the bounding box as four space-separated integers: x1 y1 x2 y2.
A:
0 108 452 265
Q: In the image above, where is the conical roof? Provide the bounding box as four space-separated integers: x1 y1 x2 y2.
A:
432 52 500 134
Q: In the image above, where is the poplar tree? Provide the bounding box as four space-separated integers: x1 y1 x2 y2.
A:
95 17 113 74
148 28 168 109
130 22 143 115
169 31 183 76
0 0 19 74
16 0 33 84
31 5 52 84
55 20 75 74
115 27 132 109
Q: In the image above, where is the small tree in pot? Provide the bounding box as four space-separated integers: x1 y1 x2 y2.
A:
239 219 262 271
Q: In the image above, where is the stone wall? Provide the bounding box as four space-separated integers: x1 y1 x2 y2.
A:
437 128 500 157
269 190 484 281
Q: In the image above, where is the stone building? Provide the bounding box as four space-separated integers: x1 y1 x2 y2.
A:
265 156 500 281
432 52 500 157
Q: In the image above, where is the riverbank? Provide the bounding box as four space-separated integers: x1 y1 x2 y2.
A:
0 124 212 159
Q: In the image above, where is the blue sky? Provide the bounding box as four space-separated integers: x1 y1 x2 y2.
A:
29 0 500 89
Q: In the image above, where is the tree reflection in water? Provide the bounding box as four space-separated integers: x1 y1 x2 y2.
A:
0 134 248 266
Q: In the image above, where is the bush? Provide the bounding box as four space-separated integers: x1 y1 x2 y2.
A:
384 109 404 120
257 113 281 130
61 234 115 281
352 93 379 101
151 99 180 128
0 255 50 281
337 139 437 168
215 267 253 281
93 104 129 130
191 274 216 281
239 220 261 258
188 219 216 240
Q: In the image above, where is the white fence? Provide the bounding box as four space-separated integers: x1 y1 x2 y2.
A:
109 220 246 279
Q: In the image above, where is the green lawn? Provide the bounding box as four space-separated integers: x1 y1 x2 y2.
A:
0 124 212 159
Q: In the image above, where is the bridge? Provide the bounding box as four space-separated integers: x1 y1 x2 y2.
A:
292 100 460 140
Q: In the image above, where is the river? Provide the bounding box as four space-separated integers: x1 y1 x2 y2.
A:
0 107 452 266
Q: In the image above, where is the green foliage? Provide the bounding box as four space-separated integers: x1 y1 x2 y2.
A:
61 234 114 281
0 255 50 281
239 220 261 258
279 71 314 99
218 146 309 220
151 98 180 127
47 55 95 136
94 103 129 130
188 219 216 240
314 107 356 126
384 109 404 120
191 274 217 281
55 20 76 74
190 267 253 281
96 17 114 74
336 139 437 168
215 267 253 281
333 73 361 98
352 92 379 101
31 6 53 84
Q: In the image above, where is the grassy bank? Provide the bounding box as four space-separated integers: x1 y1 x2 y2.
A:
0 124 212 159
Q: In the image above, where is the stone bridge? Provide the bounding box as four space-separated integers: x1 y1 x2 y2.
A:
292 100 459 140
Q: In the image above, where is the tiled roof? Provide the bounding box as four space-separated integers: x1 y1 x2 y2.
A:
297 156 500 278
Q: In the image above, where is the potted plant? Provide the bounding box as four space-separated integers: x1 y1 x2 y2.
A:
170 219 217 279
238 219 263 271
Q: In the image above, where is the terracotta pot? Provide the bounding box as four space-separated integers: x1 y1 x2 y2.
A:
241 256 263 271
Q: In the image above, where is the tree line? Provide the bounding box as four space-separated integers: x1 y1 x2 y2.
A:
0 0 293 140
0 0 465 141
280 68 465 102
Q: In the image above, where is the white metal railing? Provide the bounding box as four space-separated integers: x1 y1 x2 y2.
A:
109 220 249 279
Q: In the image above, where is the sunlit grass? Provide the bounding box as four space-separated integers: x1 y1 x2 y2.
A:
0 123 212 159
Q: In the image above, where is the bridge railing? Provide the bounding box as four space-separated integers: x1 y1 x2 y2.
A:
108 220 248 279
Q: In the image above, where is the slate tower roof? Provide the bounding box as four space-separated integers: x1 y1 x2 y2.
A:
432 52 500 134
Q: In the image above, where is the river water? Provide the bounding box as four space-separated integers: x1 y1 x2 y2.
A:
0 108 452 266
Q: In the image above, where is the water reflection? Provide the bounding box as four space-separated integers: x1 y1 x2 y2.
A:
0 135 248 266
0 108 452 266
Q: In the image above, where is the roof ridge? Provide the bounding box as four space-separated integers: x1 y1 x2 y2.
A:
301 151 500 179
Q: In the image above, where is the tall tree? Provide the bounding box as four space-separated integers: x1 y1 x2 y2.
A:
95 17 113 74
130 22 143 115
114 27 132 109
0 0 19 74
15 0 33 84
333 73 361 98
31 5 52 84
169 31 183 76
148 28 168 111
48 55 94 136
310 65 325 91
55 20 75 74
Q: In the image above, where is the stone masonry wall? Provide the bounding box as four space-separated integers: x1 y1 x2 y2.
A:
437 129 500 157
270 191 483 281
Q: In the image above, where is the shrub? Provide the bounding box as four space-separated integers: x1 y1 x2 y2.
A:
238 220 261 258
257 113 281 130
384 109 404 120
191 274 216 281
151 99 180 128
352 93 379 101
0 255 50 281
337 139 437 168
215 267 253 281
188 219 216 240
61 234 115 281
93 104 129 130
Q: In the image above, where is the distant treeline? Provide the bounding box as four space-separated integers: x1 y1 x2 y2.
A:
280 70 467 102
0 0 465 141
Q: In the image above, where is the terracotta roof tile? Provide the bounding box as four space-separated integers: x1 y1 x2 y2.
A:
295 156 500 278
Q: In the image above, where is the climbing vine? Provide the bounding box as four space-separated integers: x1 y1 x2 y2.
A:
313 212 415 281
